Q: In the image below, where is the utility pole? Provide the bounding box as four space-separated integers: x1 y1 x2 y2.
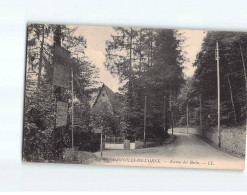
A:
169 90 174 135
199 95 202 137
100 132 103 160
186 103 189 134
71 68 74 149
163 96 166 131
216 41 221 148
144 96 147 147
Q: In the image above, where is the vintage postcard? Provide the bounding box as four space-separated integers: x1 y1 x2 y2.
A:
23 24 246 170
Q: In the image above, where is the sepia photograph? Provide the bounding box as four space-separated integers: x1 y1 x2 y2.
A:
23 24 246 170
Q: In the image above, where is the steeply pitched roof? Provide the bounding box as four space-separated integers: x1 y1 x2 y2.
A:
103 84 117 102
93 83 122 114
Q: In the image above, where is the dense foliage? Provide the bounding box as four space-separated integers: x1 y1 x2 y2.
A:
178 31 247 128
104 27 185 141
23 24 99 161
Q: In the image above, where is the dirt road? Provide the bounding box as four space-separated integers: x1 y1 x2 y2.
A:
92 130 245 170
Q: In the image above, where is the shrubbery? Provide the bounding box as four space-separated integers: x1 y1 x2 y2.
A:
63 148 99 164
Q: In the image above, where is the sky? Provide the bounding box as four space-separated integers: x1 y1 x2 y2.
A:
179 29 206 78
76 26 206 92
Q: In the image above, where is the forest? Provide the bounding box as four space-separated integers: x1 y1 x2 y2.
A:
178 31 247 129
104 27 185 141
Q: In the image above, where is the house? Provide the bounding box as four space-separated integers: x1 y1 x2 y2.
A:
91 84 123 136
92 83 122 115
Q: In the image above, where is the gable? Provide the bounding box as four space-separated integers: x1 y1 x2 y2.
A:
93 86 113 112
92 84 123 114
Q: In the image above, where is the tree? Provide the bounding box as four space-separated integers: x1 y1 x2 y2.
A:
105 27 185 140
186 31 247 128
23 24 99 161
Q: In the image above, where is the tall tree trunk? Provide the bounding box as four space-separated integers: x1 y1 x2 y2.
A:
163 96 166 131
128 28 133 109
150 30 153 67
239 42 247 126
147 46 150 67
139 29 142 76
129 28 133 73
37 24 45 91
195 108 197 125
227 73 237 123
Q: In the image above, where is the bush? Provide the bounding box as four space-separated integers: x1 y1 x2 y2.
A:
63 148 99 164
76 131 92 151
23 122 54 162
90 133 101 152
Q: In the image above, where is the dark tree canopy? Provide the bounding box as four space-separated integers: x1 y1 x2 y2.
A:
104 27 185 139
